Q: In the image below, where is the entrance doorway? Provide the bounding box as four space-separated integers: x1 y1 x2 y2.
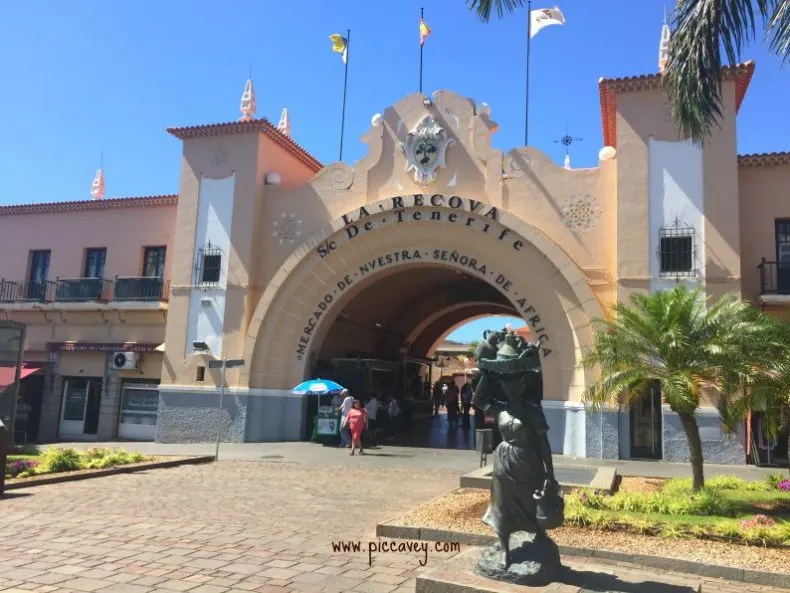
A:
629 380 662 459
60 377 102 438
310 265 522 450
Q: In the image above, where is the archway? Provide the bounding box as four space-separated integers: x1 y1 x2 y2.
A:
242 198 604 454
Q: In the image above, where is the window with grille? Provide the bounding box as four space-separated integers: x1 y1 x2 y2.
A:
194 243 222 286
658 220 695 277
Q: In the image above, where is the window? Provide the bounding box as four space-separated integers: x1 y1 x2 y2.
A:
84 248 107 278
143 246 166 278
775 220 790 264
27 250 50 299
196 366 206 382
658 219 695 276
194 243 222 286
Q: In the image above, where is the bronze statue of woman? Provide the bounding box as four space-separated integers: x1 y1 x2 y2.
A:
472 328 563 574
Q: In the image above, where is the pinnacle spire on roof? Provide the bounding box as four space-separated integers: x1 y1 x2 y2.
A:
563 153 571 169
239 78 257 121
659 7 671 73
90 155 105 200
277 108 291 137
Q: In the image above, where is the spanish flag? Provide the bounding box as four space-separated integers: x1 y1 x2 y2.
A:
419 18 431 46
329 33 348 64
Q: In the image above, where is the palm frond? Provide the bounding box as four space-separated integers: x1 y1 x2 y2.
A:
766 1 790 62
663 0 771 143
466 0 526 21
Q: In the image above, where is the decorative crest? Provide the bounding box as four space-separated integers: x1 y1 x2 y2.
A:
401 115 454 185
659 7 671 73
90 167 105 200
278 107 291 137
239 78 256 121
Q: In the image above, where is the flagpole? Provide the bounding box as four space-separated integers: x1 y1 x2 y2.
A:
525 0 532 147
339 28 350 161
419 8 424 93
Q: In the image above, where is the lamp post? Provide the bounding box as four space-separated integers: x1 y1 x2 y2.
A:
192 341 244 462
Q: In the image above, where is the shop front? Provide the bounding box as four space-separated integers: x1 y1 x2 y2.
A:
118 381 159 440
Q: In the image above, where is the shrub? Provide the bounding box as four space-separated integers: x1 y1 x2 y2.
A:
80 448 147 469
741 514 777 529
9 443 40 456
6 459 39 478
38 447 82 473
766 472 786 489
778 480 790 492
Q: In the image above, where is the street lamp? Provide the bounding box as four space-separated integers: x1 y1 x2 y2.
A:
191 341 245 462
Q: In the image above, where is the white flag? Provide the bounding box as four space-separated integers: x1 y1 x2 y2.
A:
530 6 565 38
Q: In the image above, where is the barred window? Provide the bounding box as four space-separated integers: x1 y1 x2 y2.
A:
194 243 222 286
659 219 695 277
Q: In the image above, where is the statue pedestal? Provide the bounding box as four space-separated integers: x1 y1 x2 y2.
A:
475 532 561 587
416 545 704 593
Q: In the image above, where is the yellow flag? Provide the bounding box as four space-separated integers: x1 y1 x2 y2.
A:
419 19 431 46
329 33 348 64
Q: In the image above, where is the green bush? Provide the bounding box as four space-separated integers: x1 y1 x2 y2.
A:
81 449 146 469
766 472 787 489
38 447 82 473
571 485 731 516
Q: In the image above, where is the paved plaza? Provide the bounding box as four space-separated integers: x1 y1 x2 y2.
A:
1 444 787 593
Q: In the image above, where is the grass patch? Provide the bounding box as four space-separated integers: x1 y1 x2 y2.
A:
568 474 790 548
5 446 151 479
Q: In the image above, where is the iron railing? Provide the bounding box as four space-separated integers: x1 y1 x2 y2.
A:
55 277 112 302
0 279 57 303
758 258 790 295
114 277 169 302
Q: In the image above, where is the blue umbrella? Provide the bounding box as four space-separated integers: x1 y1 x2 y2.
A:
292 378 345 395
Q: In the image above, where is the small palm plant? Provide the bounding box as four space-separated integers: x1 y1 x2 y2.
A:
579 286 773 491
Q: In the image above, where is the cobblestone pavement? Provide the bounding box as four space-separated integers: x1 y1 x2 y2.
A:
0 461 460 593
1 461 787 593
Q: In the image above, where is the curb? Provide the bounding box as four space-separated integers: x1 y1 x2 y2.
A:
3 455 215 491
375 522 790 589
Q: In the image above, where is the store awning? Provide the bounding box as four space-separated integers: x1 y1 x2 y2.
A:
0 363 44 392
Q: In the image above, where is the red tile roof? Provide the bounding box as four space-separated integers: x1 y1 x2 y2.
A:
738 151 790 168
599 61 756 148
0 194 178 216
166 117 322 172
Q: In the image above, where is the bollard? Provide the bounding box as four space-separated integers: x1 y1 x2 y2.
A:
475 428 494 468
0 418 8 496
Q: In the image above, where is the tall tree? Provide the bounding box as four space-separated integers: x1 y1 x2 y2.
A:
465 0 790 144
578 286 770 491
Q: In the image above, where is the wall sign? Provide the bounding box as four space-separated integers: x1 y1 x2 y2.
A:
295 247 552 362
315 195 523 258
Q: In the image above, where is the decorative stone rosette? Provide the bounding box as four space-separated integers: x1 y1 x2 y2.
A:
561 193 601 234
272 213 302 245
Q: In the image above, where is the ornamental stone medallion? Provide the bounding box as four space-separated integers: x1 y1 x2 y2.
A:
272 213 302 245
401 115 454 185
562 193 600 234
211 143 229 167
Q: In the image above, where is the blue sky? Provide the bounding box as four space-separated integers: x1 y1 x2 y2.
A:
1 0 787 341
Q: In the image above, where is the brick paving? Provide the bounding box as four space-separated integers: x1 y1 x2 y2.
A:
0 461 461 593
1 460 787 593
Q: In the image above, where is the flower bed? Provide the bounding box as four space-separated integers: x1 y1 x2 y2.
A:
5 446 152 480
565 474 790 547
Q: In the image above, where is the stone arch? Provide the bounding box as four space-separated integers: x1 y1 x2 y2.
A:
242 198 605 402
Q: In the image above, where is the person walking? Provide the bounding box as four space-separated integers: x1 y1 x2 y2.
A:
432 382 443 415
461 381 473 425
446 382 460 425
387 397 401 437
346 399 368 456
337 389 354 448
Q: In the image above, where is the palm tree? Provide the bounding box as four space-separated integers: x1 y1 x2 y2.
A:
466 0 789 144
718 313 790 470
578 285 771 491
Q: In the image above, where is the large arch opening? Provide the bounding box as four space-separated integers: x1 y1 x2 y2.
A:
309 264 522 449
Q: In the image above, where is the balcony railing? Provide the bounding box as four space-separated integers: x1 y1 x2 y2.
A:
0 278 57 303
758 258 790 295
114 277 169 302
55 277 112 302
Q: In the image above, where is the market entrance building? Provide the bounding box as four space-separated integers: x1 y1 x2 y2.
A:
2 56 784 465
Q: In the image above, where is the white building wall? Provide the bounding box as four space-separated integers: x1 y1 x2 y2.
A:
648 138 705 293
186 173 236 357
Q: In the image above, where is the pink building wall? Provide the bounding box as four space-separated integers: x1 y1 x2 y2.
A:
0 201 177 283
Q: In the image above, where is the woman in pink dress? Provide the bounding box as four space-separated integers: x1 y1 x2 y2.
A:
346 399 368 455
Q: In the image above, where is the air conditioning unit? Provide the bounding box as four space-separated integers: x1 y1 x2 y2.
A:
112 352 138 370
